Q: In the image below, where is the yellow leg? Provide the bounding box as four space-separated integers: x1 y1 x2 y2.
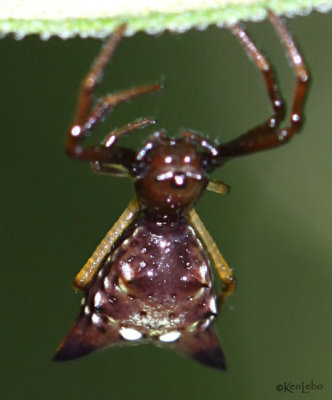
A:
73 198 140 290
187 208 235 307
206 180 230 194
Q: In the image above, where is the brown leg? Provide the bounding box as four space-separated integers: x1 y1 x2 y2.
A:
91 117 157 176
73 198 140 291
217 11 309 158
187 208 235 309
73 24 126 125
65 24 163 168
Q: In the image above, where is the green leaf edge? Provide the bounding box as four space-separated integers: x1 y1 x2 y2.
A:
0 0 331 38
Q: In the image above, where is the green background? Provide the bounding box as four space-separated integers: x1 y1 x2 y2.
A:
1 11 331 400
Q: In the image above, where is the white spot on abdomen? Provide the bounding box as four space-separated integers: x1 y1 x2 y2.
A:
199 264 208 282
120 327 142 341
122 238 130 247
94 292 102 308
209 297 217 315
159 331 181 343
104 276 110 290
91 313 102 325
121 261 134 281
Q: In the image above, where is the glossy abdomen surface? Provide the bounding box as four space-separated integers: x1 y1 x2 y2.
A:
55 217 225 369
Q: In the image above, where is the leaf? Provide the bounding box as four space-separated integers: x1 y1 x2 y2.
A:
0 0 331 39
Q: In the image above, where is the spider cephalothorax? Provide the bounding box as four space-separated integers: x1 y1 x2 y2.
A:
134 132 214 219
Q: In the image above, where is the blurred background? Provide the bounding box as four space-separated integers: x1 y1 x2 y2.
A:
1 10 331 400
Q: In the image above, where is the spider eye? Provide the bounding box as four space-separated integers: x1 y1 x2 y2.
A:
170 174 187 189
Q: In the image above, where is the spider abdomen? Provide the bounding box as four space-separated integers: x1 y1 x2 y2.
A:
54 217 225 368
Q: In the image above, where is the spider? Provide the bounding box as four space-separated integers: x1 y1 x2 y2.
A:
54 11 309 370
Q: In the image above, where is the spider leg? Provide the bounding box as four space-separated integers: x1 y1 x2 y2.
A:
187 208 235 310
91 117 157 176
73 24 127 125
216 11 309 160
73 198 140 291
206 180 230 194
65 24 163 170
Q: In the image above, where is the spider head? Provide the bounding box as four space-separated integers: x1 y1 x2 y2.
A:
134 133 209 219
